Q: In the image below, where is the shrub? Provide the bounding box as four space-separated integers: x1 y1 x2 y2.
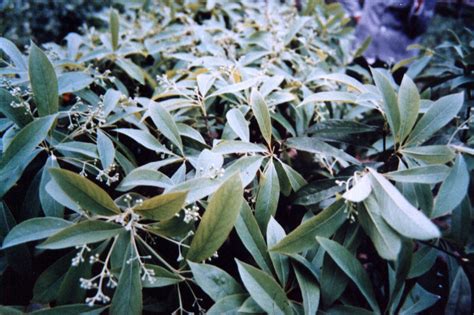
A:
0 1 472 314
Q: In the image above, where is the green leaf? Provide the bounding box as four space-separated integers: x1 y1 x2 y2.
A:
208 78 259 98
142 264 183 288
368 168 440 240
148 102 183 154
385 165 450 184
406 92 464 146
408 245 437 279
116 168 173 191
40 156 64 217
212 140 266 154
287 137 360 164
189 261 244 301
0 115 56 175
360 196 402 260
31 304 104 314
96 130 115 170
398 75 420 142
55 141 98 159
115 58 145 85
134 191 187 221
266 217 289 287
284 16 311 45
196 73 216 97
111 243 143 315
271 199 346 253
372 68 400 137
399 283 440 315
299 91 358 106
2 217 72 249
431 155 469 218
28 43 58 116
57 72 94 94
398 75 420 143
0 88 32 127
102 89 122 116
445 267 471 315
207 294 248 315
400 145 455 164
49 168 120 216
0 37 27 70
312 73 367 93
387 241 414 313
187 174 243 262
110 9 120 51
317 237 380 313
239 297 264 313
235 200 273 274
236 259 292 315
37 221 122 249
294 179 345 206
226 108 250 142
251 89 272 147
255 161 280 232
114 128 173 155
293 262 320 315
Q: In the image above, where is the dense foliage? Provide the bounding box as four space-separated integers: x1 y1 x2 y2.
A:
0 1 472 314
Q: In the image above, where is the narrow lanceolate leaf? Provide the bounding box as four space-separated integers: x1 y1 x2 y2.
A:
299 91 358 106
196 73 216 97
114 128 173 155
0 115 56 175
208 78 259 98
401 145 455 164
293 262 320 315
226 108 250 142
96 130 115 170
255 161 280 232
40 156 64 217
368 168 440 240
187 174 243 262
0 88 32 127
0 37 27 70
207 294 248 315
188 261 244 301
398 75 420 143
431 155 469 218
29 43 58 116
317 237 380 313
235 201 273 274
142 264 183 288
405 92 464 146
250 89 272 147
37 221 122 249
110 9 120 51
445 267 471 315
361 196 401 260
2 218 72 249
49 168 120 216
148 103 183 154
342 174 372 202
372 69 400 137
266 217 289 287
111 244 143 315
236 260 292 315
287 137 360 165
385 165 450 184
134 191 187 221
271 199 346 253
115 58 145 85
